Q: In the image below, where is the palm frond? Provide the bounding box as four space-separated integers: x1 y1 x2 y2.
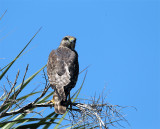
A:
0 27 42 80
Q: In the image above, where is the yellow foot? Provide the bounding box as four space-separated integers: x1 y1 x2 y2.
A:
47 99 54 104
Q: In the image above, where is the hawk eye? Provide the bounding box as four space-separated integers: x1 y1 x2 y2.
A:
63 37 68 40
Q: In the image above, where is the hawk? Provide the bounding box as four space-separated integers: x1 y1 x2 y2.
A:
47 36 79 114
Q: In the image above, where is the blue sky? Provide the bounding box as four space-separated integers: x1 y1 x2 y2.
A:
0 0 159 129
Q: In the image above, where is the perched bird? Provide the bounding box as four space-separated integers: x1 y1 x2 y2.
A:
47 36 79 114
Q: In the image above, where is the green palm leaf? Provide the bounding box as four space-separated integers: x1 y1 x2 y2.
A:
0 27 41 80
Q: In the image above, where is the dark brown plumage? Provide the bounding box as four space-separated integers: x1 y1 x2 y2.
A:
47 36 79 114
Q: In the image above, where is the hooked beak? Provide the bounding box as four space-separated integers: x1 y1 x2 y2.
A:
69 37 75 42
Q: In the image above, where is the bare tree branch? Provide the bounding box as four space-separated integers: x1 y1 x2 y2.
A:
0 66 133 129
15 64 29 99
0 70 20 115
33 69 50 104
0 98 133 129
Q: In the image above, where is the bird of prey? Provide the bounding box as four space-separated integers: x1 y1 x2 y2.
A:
47 36 79 114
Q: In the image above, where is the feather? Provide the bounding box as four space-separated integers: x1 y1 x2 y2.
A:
47 36 79 114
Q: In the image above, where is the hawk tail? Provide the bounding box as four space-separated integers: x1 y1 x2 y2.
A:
53 94 66 114
55 86 66 101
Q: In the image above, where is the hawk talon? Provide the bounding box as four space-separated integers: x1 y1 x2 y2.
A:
47 99 55 104
47 99 55 109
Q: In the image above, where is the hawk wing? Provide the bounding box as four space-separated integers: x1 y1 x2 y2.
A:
47 49 71 89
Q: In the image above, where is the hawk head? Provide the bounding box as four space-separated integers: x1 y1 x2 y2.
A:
60 36 76 50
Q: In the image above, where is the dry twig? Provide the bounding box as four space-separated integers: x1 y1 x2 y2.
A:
0 66 132 129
